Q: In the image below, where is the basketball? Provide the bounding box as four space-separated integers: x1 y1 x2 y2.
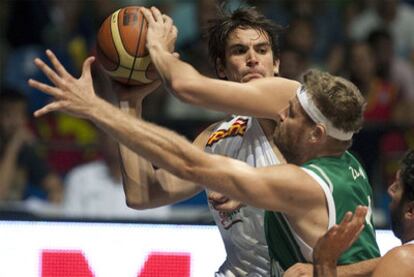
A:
96 6 158 85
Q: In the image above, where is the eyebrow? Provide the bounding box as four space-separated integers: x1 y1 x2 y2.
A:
228 42 271 49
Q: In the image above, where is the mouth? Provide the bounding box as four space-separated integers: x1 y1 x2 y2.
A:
243 72 263 81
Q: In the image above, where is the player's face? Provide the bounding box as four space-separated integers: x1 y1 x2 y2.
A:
273 97 313 165
218 27 279 83
388 171 405 239
0 102 27 138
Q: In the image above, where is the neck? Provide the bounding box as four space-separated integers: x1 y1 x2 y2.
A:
401 228 414 244
258 118 277 138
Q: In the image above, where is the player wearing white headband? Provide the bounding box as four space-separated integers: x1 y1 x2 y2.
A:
29 7 381 275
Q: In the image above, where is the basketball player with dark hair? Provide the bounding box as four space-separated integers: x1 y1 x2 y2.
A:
29 5 380 277
311 150 414 277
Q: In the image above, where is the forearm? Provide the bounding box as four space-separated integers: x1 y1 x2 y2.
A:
90 98 202 200
93 102 197 179
147 44 295 119
148 44 200 96
0 142 21 199
118 100 189 208
337 258 379 277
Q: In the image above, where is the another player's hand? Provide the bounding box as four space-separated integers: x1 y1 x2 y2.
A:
208 191 245 213
28 50 97 119
141 7 178 53
313 206 367 264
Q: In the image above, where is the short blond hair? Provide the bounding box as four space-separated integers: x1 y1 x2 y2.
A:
302 69 366 134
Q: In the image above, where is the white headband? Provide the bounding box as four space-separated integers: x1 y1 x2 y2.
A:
296 87 353 141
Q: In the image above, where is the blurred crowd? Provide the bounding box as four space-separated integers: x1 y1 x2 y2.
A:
0 0 413 227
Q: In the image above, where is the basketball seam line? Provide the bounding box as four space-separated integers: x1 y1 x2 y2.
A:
111 13 121 70
128 8 145 84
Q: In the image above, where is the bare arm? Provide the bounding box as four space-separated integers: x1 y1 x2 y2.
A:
142 7 299 120
29 50 323 218
372 245 414 277
117 91 211 208
0 129 32 200
285 258 379 277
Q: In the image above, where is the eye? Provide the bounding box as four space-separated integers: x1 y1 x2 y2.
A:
257 46 268 54
231 46 246 55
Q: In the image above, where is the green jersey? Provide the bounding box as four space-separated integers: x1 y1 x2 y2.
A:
265 151 380 274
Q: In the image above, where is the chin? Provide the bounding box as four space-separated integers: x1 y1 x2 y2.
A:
243 74 263 82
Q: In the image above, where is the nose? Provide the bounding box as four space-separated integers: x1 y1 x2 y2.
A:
246 49 259 67
278 107 288 122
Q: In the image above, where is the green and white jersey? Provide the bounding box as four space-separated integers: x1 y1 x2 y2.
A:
265 151 380 273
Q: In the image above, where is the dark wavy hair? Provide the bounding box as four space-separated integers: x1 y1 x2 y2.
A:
206 5 284 73
401 150 414 202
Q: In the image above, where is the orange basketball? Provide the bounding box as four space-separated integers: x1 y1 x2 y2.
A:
96 6 157 85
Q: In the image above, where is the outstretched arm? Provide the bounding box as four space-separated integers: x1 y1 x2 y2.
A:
29 50 324 217
142 7 298 120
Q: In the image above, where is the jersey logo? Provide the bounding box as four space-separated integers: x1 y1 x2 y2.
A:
349 166 366 180
206 118 248 147
219 209 243 230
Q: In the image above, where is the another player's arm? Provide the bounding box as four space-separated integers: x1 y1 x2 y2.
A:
142 7 298 121
88 99 323 216
371 245 414 277
286 259 380 277
29 50 322 216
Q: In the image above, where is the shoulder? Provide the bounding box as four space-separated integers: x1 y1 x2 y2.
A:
373 245 414 276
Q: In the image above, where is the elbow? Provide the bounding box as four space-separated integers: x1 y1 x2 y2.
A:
125 193 156 210
125 197 148 210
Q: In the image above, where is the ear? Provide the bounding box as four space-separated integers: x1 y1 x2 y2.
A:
216 58 226 79
404 201 414 220
273 59 280 76
309 124 327 143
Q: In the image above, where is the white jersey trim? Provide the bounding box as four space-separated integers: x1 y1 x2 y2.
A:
275 167 336 262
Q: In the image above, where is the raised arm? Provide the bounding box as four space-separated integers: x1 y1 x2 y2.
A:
141 7 298 120
116 86 212 208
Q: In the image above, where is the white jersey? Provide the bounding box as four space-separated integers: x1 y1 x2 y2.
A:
205 116 282 277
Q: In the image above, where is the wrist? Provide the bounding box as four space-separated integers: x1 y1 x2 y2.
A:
147 42 167 54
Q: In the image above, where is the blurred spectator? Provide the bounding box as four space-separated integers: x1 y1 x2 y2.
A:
279 47 308 80
284 17 315 66
62 132 171 219
346 41 400 123
367 29 414 125
259 0 344 65
349 0 414 62
163 0 225 120
0 88 64 204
